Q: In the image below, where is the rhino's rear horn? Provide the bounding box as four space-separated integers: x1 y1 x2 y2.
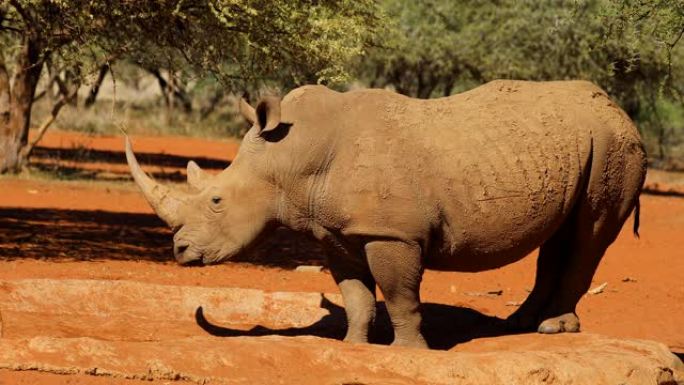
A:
186 160 211 191
124 135 187 228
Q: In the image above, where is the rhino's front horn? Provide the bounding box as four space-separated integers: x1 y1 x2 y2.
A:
124 135 187 229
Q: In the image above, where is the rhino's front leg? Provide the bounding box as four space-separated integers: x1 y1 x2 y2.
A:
365 240 428 349
328 256 377 344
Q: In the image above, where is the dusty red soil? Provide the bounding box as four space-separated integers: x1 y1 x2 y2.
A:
0 370 189 385
1 130 683 383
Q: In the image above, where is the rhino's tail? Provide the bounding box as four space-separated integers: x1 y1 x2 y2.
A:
633 197 640 238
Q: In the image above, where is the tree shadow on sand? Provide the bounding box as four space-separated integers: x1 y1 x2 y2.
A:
195 295 515 350
0 207 327 268
29 146 230 183
30 162 191 183
32 146 229 170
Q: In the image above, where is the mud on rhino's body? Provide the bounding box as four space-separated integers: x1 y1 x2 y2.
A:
126 80 646 348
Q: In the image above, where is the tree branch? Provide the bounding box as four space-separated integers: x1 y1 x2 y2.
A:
32 70 59 102
0 24 22 33
8 0 34 30
20 86 77 159
668 24 684 50
84 63 110 108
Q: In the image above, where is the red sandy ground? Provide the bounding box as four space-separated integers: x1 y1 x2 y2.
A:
0 130 683 383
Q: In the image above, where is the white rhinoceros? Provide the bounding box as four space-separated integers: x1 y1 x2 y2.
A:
126 80 646 348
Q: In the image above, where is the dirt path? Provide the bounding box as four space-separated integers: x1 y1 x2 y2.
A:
0 130 683 383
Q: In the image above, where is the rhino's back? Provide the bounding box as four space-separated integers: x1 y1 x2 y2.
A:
418 81 597 268
323 80 641 269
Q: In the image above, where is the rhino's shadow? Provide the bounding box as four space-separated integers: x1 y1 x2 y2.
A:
195 295 512 350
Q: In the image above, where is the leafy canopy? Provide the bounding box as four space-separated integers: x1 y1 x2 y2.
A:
362 0 683 98
1 0 383 87
359 0 684 161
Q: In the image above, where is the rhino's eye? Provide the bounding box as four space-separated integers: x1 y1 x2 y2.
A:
211 196 222 205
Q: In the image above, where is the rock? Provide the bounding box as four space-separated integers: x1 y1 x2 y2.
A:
588 282 608 295
464 289 503 297
295 265 324 273
0 334 681 384
0 279 345 340
0 279 681 384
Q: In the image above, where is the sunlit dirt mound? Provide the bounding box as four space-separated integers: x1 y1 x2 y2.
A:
0 279 682 385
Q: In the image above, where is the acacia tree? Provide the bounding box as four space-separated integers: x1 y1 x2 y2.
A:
602 0 684 160
0 0 381 173
363 0 682 97
359 0 683 161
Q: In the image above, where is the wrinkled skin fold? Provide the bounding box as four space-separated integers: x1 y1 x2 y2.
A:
126 80 647 348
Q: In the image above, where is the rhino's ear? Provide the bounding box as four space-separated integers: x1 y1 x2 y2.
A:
239 98 257 125
255 96 281 132
187 160 210 191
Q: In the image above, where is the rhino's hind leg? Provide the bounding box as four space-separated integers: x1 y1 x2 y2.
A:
536 195 621 334
537 151 643 334
365 240 428 349
524 209 615 334
506 224 573 331
328 254 377 344
536 219 610 334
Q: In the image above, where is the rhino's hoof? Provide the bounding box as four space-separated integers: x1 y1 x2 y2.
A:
391 336 429 349
538 313 580 334
343 334 369 344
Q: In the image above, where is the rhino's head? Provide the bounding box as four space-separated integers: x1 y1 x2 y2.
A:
125 97 286 265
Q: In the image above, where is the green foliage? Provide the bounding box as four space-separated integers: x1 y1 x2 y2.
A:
362 0 683 95
359 0 684 163
637 96 684 165
2 0 383 88
600 0 684 94
94 0 382 87
3 0 684 167
0 0 385 174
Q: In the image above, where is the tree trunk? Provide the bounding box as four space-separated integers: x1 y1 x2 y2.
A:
0 36 43 173
21 83 78 160
62 67 81 107
146 67 192 114
84 63 110 108
199 88 224 120
442 75 455 97
0 55 9 126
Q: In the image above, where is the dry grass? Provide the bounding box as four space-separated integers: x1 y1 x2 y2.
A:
30 67 247 140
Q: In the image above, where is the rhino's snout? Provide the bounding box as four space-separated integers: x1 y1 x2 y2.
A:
174 240 203 266
173 241 189 259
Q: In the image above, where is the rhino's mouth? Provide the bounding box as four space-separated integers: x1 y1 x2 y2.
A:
177 249 225 266
175 242 245 267
175 245 206 266
180 258 205 267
